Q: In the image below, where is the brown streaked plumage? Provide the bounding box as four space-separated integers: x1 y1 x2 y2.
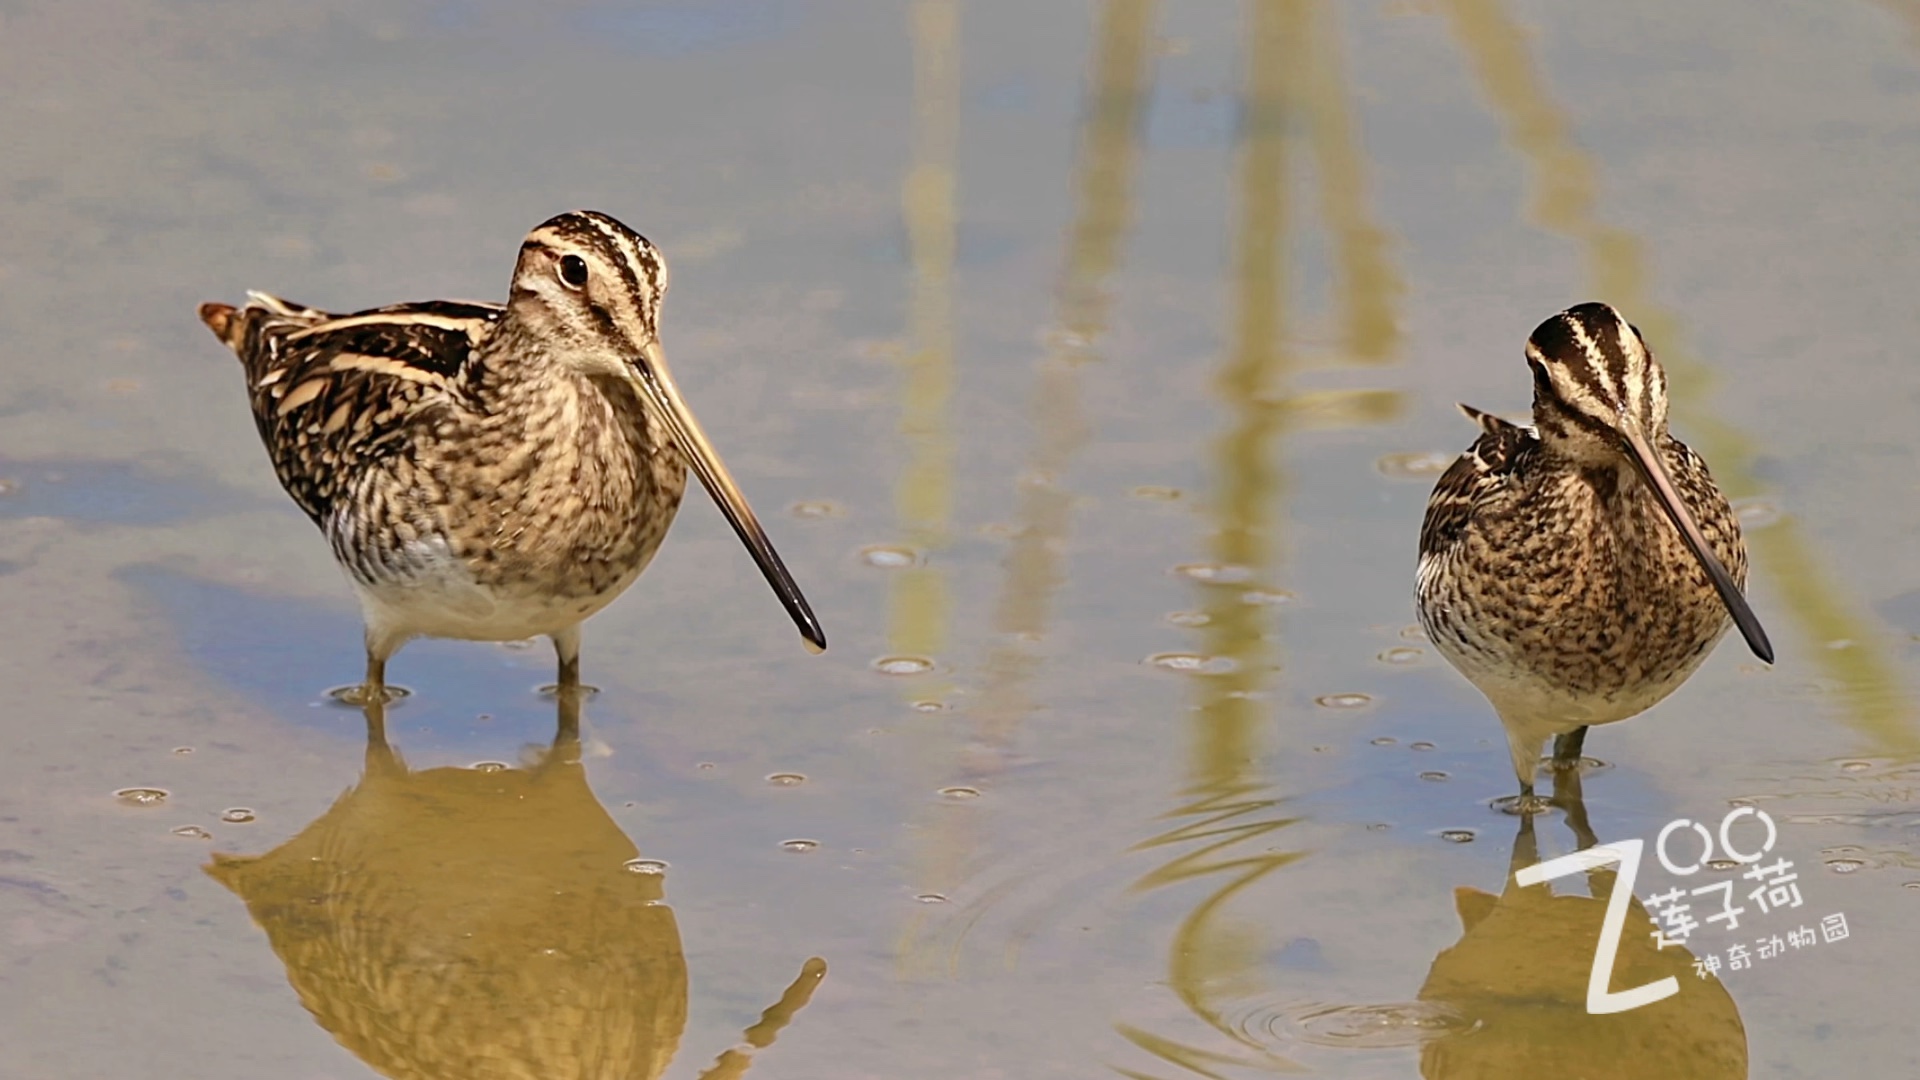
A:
199 210 824 701
1416 302 1771 810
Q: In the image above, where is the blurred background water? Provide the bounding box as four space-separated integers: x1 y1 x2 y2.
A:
3 1 1919 1076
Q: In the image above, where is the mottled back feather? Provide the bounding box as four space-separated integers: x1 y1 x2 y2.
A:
1418 404 1535 558
202 295 502 526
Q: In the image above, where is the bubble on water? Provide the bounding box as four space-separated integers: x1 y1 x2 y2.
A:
781 839 820 853
1165 610 1211 627
1316 693 1372 709
1366 823 1391 832
938 786 981 800
471 761 509 773
171 746 194 755
1377 647 1423 665
1145 652 1238 676
873 655 935 676
1840 760 1873 773
1375 451 1455 480
789 499 844 519
1370 736 1398 746
1399 624 1427 640
115 787 168 807
623 858 669 875
170 825 211 840
500 638 538 651
1418 771 1450 782
915 893 950 904
767 773 807 787
1734 498 1783 529
858 544 922 569
1903 881 1920 891
1440 829 1476 844
1705 858 1739 871
1827 858 1865 874
697 762 716 771
1129 486 1183 501
1410 741 1436 751
220 808 257 824
1171 562 1253 584
910 699 948 713
1241 588 1295 606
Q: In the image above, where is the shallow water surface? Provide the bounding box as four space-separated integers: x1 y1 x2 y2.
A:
3 2 1920 1077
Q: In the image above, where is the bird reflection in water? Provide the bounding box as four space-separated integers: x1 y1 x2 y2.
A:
1415 770 1745 1078
205 689 825 1080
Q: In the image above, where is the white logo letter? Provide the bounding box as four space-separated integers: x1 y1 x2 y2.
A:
1656 818 1714 876
1515 839 1679 1014
1718 807 1777 864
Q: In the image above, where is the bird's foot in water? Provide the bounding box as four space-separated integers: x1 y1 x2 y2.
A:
1491 792 1557 816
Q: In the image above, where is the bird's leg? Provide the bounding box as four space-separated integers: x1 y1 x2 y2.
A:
1551 726 1589 772
352 624 411 705
551 624 583 691
361 652 388 704
1503 721 1552 815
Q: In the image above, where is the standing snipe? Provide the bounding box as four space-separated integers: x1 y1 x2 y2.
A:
1416 302 1772 809
200 210 824 701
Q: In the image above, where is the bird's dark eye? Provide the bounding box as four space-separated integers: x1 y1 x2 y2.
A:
558 254 589 289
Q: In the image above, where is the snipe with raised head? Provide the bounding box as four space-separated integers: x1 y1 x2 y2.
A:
200 210 825 701
1416 302 1772 810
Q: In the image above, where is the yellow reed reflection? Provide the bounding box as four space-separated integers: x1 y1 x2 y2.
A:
1300 0 1402 365
207 693 823 1080
891 0 966 978
1442 0 1916 752
899 0 1160 978
973 0 1156 781
1121 4 1301 1072
1122 1 1405 1074
889 0 960 682
1416 775 1747 1078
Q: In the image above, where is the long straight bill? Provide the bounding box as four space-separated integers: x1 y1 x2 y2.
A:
1619 422 1772 663
628 343 826 652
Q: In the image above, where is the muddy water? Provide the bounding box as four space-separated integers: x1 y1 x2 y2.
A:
2 1 1918 1077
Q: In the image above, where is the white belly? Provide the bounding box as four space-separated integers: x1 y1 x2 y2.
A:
1454 656 1697 734
347 535 644 652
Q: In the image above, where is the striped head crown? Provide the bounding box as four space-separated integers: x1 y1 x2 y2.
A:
1525 301 1667 457
507 210 671 375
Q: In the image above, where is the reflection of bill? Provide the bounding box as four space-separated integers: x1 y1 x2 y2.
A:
1417 774 1745 1078
208 693 823 1080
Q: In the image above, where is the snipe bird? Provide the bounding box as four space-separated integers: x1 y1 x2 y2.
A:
1416 302 1771 810
199 211 825 701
